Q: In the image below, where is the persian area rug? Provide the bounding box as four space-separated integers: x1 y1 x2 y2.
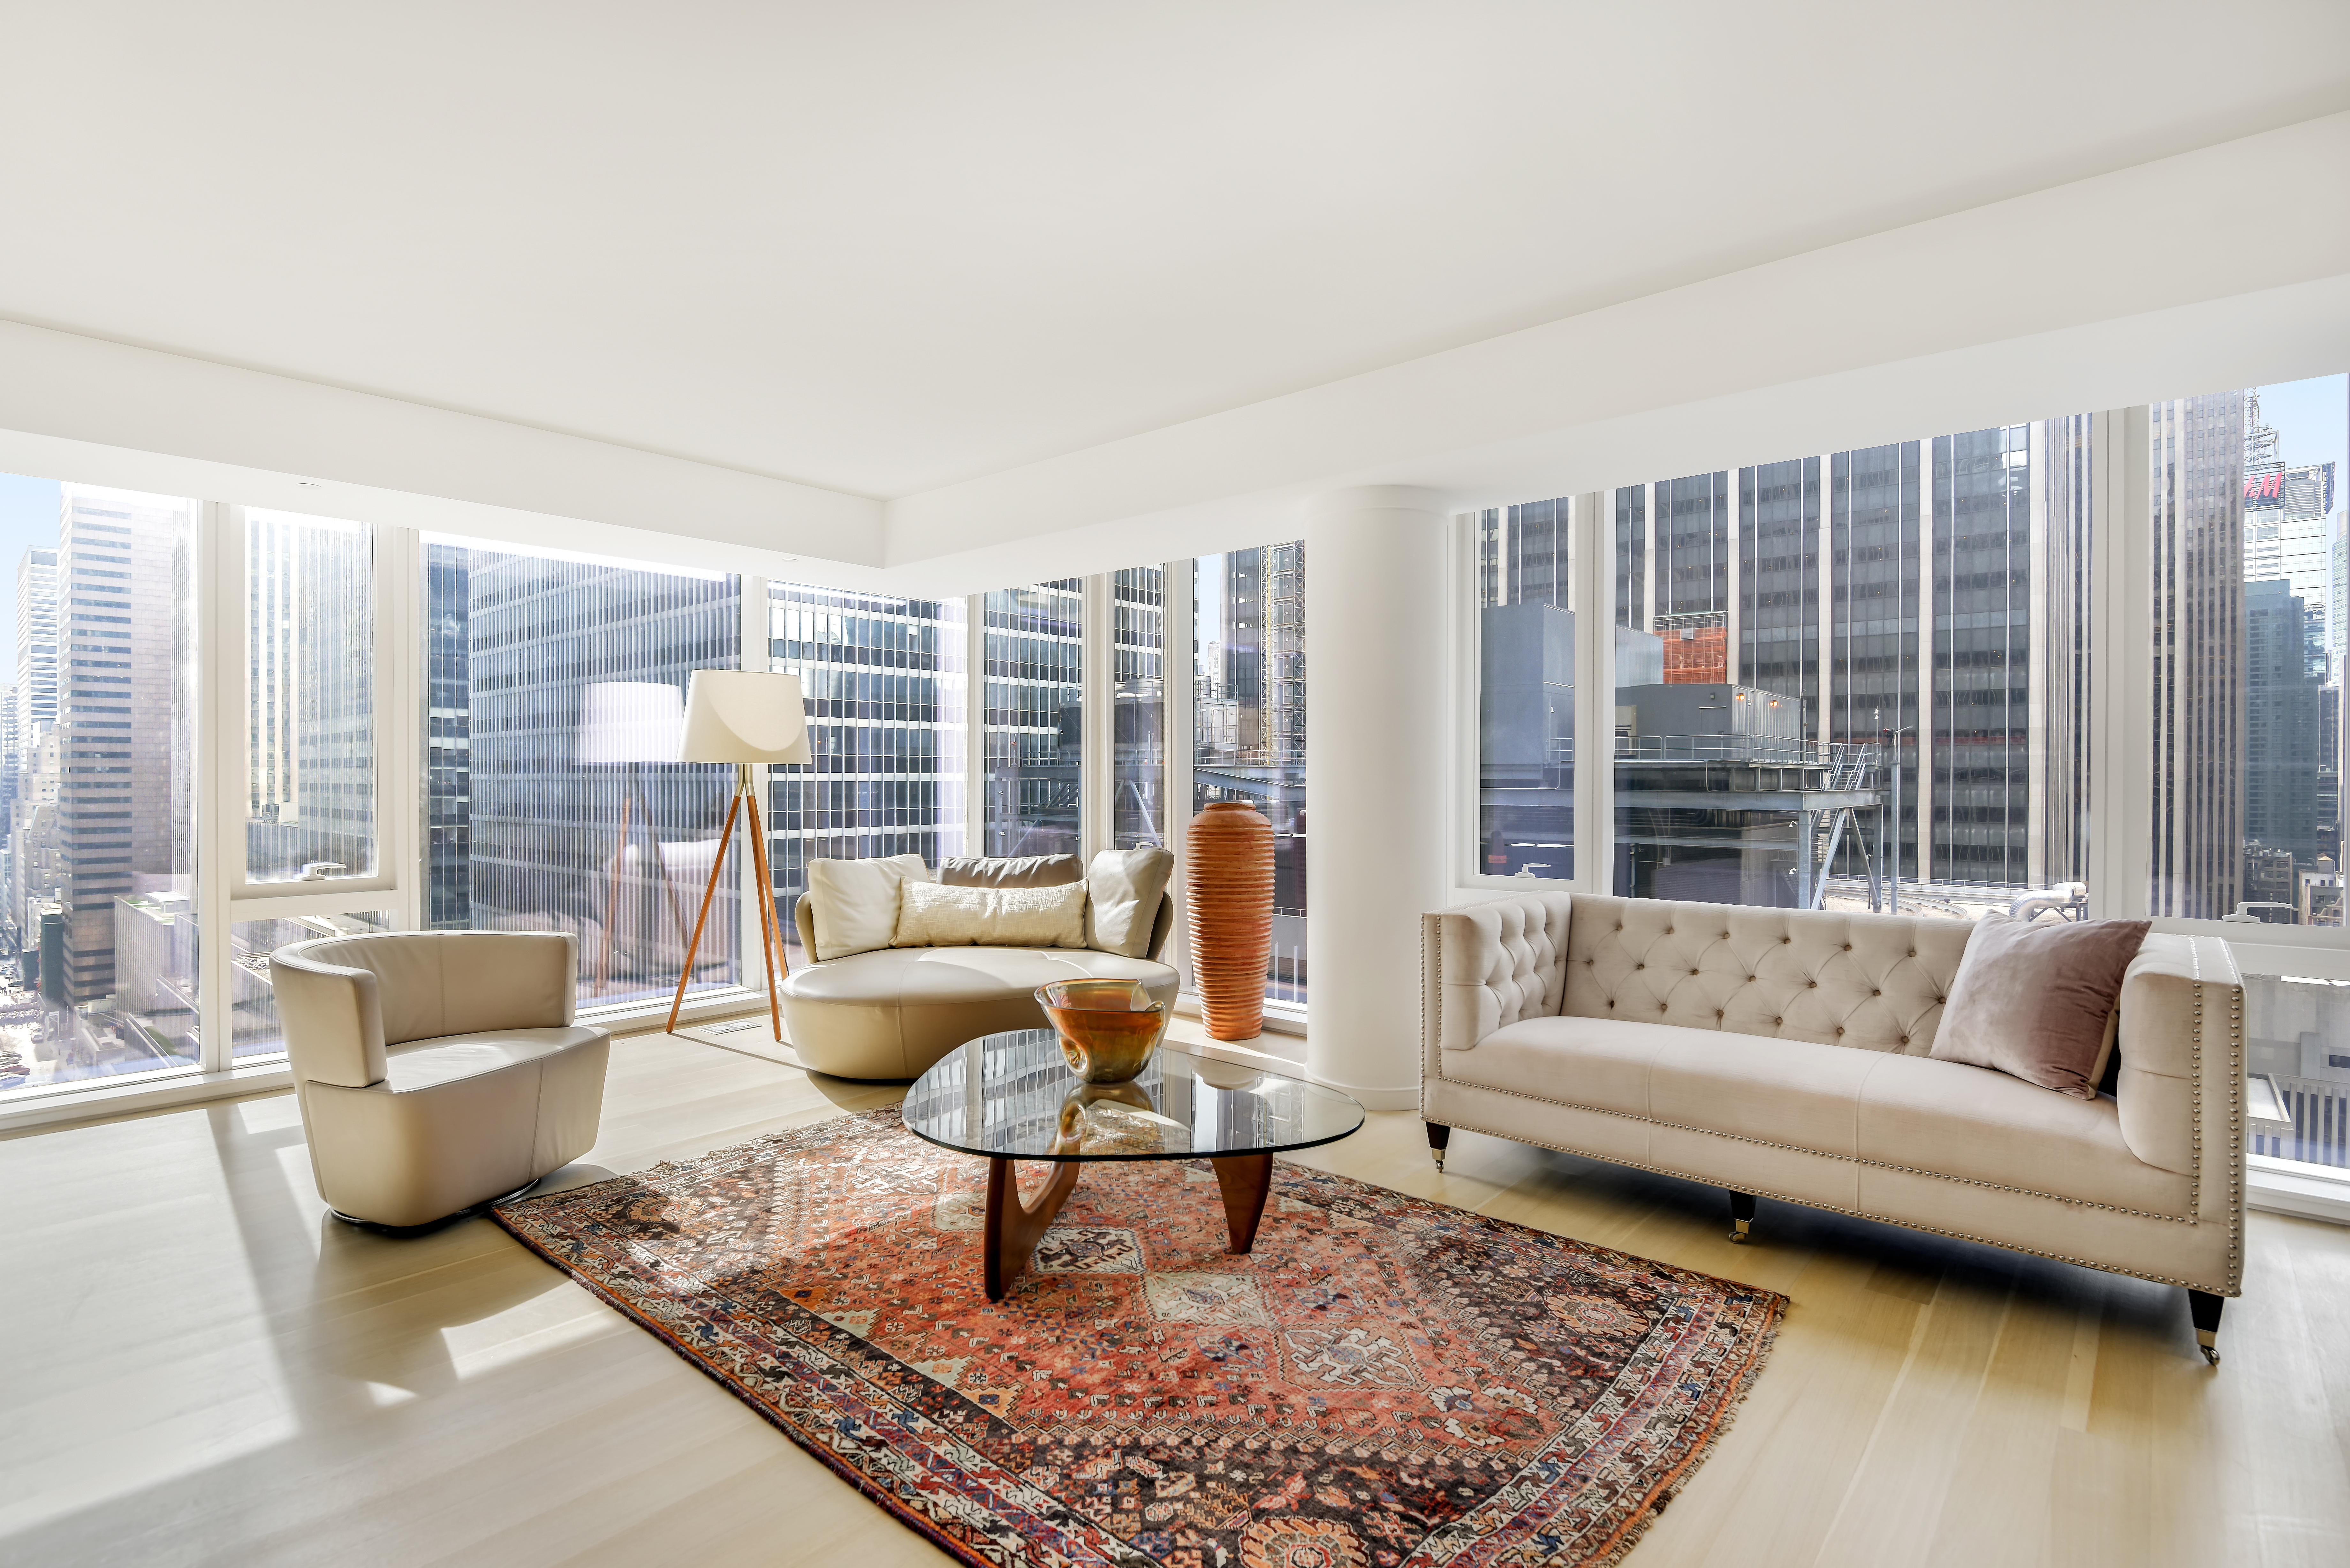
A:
493 1110 1783 1568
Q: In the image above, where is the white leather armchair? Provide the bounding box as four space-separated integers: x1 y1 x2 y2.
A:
271 931 610 1228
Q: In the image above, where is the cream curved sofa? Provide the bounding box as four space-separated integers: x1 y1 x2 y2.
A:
271 931 610 1229
1422 892 2246 1361
782 894 1179 1079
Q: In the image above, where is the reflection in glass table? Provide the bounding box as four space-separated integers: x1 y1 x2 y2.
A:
902 1029 1365 1299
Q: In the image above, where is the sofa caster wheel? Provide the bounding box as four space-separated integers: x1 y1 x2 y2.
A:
1427 1121 1450 1172
2188 1288 2225 1368
1727 1190 1755 1245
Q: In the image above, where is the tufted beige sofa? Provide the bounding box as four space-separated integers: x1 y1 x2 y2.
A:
1422 891 2246 1361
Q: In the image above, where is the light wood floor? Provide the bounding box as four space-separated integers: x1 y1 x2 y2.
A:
4 1023 2347 1567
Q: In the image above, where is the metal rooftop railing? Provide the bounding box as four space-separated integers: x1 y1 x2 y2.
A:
1585 735 1882 771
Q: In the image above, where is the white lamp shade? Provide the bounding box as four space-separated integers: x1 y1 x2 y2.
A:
678 669 812 765
575 681 685 765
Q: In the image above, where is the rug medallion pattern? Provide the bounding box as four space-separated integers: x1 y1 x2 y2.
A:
494 1111 1782 1567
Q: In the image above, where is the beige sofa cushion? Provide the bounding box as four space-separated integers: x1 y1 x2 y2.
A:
1443 1012 2188 1216
779 944 1181 1079
1856 1049 2190 1216
787 943 1174 1007
891 879 1086 949
807 854 931 960
1084 846 1176 957
1444 1014 1668 1116
1648 1029 1883 1155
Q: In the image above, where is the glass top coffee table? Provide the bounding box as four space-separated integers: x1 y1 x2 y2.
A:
902 1029 1366 1300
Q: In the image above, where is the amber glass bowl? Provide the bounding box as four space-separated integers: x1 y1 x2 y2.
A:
1037 979 1168 1084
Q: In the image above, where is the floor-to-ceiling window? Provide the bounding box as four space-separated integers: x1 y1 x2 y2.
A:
421 538 741 1006
1113 567 1167 849
2210 376 2349 1186
1194 545 1307 1004
228 508 388 1058
983 581 1083 857
1476 498 1575 881
0 477 199 1094
768 583 966 961
242 511 375 882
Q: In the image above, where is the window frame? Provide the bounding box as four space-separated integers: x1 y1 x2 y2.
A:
1458 492 1614 898
215 507 409 909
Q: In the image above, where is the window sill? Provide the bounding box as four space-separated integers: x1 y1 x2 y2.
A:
1173 992 1305 1036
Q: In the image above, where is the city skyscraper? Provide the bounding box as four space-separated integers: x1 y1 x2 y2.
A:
244 514 375 881
1112 567 1169 851
15 546 56 775
2149 393 2248 921
982 580 1084 857
56 486 193 1004
2244 577 2328 865
2243 455 2336 678
0 679 15 845
768 581 965 952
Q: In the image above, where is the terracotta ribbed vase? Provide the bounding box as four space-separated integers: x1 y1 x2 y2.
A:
1186 801 1275 1041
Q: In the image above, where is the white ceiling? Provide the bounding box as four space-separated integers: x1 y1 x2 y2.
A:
3 2 2348 506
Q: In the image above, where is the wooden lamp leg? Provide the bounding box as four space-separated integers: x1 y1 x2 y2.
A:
665 791 740 1035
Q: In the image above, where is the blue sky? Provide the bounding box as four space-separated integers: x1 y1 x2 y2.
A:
2255 373 2347 491
0 471 60 672
0 373 2339 677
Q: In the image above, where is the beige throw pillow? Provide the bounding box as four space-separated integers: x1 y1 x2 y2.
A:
1084 846 1175 958
1929 913 2149 1099
938 854 1083 888
892 879 1088 949
806 854 931 961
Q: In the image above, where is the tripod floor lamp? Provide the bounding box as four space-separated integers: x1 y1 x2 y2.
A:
666 669 812 1039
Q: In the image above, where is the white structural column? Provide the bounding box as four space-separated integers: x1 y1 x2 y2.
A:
1304 486 1448 1110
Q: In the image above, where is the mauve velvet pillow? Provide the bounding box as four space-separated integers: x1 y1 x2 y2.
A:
1929 913 2149 1099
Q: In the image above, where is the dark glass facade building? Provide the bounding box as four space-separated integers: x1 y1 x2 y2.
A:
983 581 1083 858
423 541 741 1001
769 584 965 954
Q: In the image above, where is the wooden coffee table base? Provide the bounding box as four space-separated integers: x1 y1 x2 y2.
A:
982 1151 1276 1302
